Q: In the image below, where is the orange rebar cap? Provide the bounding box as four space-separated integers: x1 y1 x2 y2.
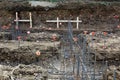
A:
117 25 120 28
27 31 30 34
114 15 119 19
73 37 78 42
103 32 108 36
35 50 41 56
52 34 57 41
102 46 107 49
90 32 95 36
17 36 21 40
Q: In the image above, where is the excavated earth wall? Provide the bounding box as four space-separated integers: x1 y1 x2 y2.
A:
0 1 120 80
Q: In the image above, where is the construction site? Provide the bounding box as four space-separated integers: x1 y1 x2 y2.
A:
0 0 120 80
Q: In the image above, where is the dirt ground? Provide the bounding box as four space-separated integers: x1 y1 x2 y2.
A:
0 1 120 80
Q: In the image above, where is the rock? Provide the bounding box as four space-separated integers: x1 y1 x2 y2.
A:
109 65 116 71
0 64 49 80
0 65 10 80
108 76 113 80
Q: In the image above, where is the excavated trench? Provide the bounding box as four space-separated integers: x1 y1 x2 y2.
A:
0 1 120 80
0 31 120 80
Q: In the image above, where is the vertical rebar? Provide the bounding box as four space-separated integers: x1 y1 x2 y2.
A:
105 61 108 80
113 68 116 80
